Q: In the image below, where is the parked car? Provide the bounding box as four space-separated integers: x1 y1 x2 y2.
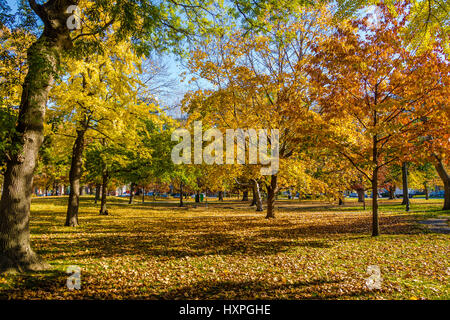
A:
430 190 445 198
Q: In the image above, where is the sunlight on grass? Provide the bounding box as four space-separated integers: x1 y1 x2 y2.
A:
1 196 448 300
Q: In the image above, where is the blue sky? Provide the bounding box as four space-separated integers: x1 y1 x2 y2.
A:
5 1 377 118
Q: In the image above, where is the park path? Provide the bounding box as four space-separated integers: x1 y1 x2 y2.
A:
418 216 450 234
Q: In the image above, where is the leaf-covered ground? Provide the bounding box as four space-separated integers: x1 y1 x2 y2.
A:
0 197 448 299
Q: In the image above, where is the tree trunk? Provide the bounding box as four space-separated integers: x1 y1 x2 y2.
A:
433 156 450 210
388 185 395 200
65 128 87 227
338 192 345 205
99 169 108 215
424 183 429 200
0 1 73 270
265 175 277 219
357 188 365 202
371 130 380 236
242 190 249 201
129 182 135 204
401 162 410 211
218 191 224 202
372 168 380 236
179 182 184 207
252 179 263 212
195 191 200 203
142 188 145 203
94 183 101 204
250 187 256 206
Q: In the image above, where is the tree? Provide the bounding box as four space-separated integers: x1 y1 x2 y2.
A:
308 4 448 235
0 25 34 173
50 32 150 226
184 4 334 218
401 162 410 211
0 0 221 272
336 0 449 55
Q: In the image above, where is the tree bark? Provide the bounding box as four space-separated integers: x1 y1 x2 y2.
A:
0 0 75 271
252 179 263 212
388 185 395 200
433 156 450 210
357 188 365 202
142 188 145 203
424 183 429 200
338 192 345 205
371 168 379 236
128 182 135 204
179 181 184 207
218 191 224 202
94 183 101 204
242 190 249 201
65 128 87 227
99 169 108 215
265 175 278 219
401 162 410 211
195 191 200 203
250 188 256 206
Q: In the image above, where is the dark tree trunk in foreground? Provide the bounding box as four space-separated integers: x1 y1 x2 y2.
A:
94 183 101 204
179 182 184 207
142 188 145 203
242 190 249 201
0 0 75 272
218 191 224 201
129 182 135 204
265 175 278 219
99 169 109 215
434 156 450 210
424 183 429 200
65 128 87 227
401 162 410 211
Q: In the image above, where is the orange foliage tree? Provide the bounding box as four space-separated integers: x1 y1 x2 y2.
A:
308 4 448 235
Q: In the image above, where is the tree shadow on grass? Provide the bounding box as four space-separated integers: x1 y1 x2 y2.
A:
0 270 67 299
157 278 372 299
29 212 426 262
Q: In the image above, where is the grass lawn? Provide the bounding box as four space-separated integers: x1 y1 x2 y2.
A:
0 196 448 300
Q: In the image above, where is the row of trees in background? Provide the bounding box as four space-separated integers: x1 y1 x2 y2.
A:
30 3 448 234
182 3 449 237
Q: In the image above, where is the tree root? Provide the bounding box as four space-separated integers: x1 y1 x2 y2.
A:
0 250 50 274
